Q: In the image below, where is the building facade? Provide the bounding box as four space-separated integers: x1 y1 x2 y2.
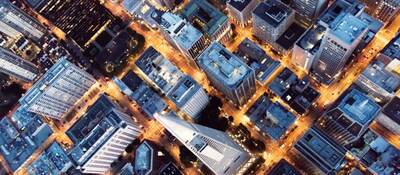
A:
313 13 368 85
252 0 294 43
0 47 38 82
227 0 259 27
19 57 96 119
197 42 256 107
0 1 46 41
291 0 328 27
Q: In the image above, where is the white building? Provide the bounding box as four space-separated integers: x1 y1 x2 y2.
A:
69 108 142 174
0 1 46 41
136 47 209 119
154 112 251 175
153 12 210 60
313 13 368 85
19 57 96 119
197 42 256 107
0 47 38 82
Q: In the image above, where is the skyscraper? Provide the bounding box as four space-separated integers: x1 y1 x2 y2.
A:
154 112 250 175
227 0 259 27
291 0 328 27
252 0 295 43
153 11 210 60
0 0 46 42
19 57 96 119
312 13 368 85
68 104 142 174
135 47 209 119
0 47 38 82
197 42 256 107
316 89 381 145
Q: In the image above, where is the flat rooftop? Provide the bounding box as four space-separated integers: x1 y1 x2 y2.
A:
182 0 228 36
330 13 367 44
318 0 364 26
28 142 73 175
382 97 400 124
264 103 296 140
236 38 280 83
168 76 201 107
228 0 253 11
198 42 252 88
276 23 306 50
297 25 326 54
295 127 346 174
66 94 117 143
338 89 381 125
269 68 297 97
69 109 125 165
268 159 301 175
159 12 203 49
135 47 184 93
253 0 293 28
382 33 400 60
0 116 52 171
361 60 400 93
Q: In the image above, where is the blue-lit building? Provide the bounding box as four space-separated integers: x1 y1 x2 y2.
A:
113 71 167 117
246 95 296 140
181 0 232 44
380 33 400 76
19 57 96 119
134 140 170 175
269 68 298 97
0 107 53 172
268 159 301 175
376 97 400 136
159 162 182 175
135 47 209 119
28 142 73 175
235 38 280 84
294 126 346 174
356 60 400 102
291 0 328 27
317 89 381 145
67 94 141 174
197 42 256 107
252 0 295 44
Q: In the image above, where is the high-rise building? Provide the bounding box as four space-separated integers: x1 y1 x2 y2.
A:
197 42 256 107
375 97 400 135
181 0 232 44
252 0 295 43
292 25 326 72
291 0 328 27
312 13 368 85
0 1 46 42
135 47 209 119
152 0 178 10
68 95 141 174
293 126 346 174
356 60 400 102
316 89 381 145
153 11 210 60
227 0 259 27
0 47 38 82
154 112 251 175
29 0 118 49
19 57 96 119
